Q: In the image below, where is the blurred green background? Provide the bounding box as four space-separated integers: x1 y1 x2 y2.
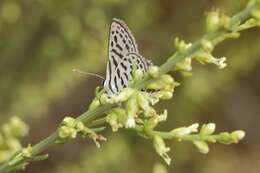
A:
0 0 260 173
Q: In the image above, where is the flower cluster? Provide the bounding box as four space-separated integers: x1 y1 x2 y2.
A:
58 117 106 148
173 38 227 74
88 65 179 133
86 45 247 165
0 117 29 163
88 62 246 165
151 123 245 164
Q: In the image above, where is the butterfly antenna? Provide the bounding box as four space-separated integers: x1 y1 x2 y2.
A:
72 69 105 80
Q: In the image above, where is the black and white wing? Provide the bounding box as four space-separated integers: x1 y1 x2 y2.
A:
103 18 151 97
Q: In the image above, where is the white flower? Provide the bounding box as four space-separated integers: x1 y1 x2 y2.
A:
210 56 226 69
171 123 199 137
183 123 199 134
125 116 136 128
217 57 227 69
206 123 216 133
158 110 168 122
231 130 246 141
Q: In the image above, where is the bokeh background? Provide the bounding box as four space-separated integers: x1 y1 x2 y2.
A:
0 0 260 173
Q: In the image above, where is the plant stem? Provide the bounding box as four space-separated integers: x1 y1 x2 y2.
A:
0 2 258 173
153 131 217 142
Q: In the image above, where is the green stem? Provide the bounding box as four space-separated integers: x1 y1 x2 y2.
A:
0 2 257 173
89 117 107 127
153 131 217 142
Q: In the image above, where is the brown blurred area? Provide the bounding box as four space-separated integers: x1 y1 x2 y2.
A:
0 0 260 173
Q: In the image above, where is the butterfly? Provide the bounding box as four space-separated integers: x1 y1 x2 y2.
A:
103 18 152 97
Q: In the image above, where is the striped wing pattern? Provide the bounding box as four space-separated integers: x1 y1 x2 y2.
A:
103 18 151 97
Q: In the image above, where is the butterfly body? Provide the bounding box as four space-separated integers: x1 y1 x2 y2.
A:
103 19 152 97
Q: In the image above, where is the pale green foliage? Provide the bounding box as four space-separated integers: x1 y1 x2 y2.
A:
0 117 28 163
88 61 245 164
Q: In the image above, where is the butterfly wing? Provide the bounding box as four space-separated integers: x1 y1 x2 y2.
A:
110 53 151 96
103 19 151 97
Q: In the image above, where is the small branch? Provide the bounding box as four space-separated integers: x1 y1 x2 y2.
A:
0 1 259 172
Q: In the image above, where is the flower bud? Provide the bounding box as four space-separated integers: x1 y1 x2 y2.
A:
137 92 155 117
175 58 192 72
147 80 164 90
133 69 144 81
174 37 180 48
200 123 216 135
160 91 173 100
111 88 135 103
237 18 258 31
106 113 120 132
222 16 231 29
148 66 160 78
206 10 221 32
178 40 188 53
21 145 32 158
58 126 70 138
113 108 127 124
180 71 193 77
174 38 192 53
158 110 168 122
148 94 160 105
69 128 77 138
215 57 226 69
58 126 77 139
145 117 159 130
75 121 85 132
95 86 102 95
63 117 76 128
100 93 109 104
160 75 174 85
89 99 100 110
201 39 214 52
153 135 171 165
231 130 245 143
126 96 138 116
145 110 166 129
195 52 226 69
217 132 232 144
193 140 209 154
125 116 136 128
171 123 199 138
